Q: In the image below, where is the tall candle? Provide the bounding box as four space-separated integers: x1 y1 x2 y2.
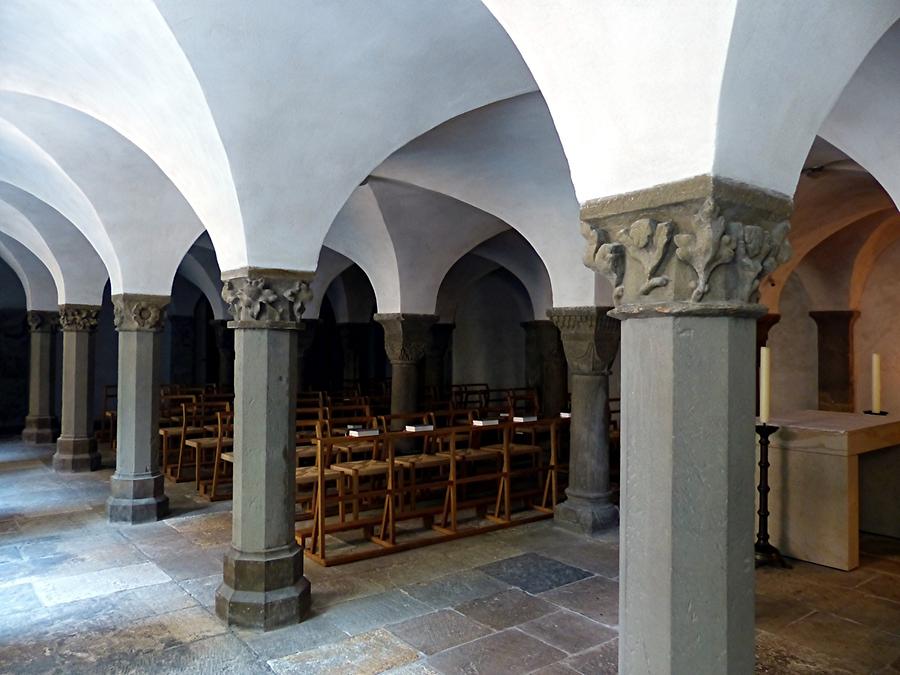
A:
872 353 882 414
760 346 771 424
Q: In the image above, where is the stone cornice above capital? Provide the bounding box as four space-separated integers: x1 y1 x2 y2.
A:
27 310 59 333
375 313 438 364
547 306 619 376
112 294 168 332
221 267 314 329
58 304 101 332
580 176 793 318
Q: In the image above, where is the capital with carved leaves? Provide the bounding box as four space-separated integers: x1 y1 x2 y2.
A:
580 176 792 319
221 267 314 329
547 307 620 376
58 304 101 333
375 313 437 364
112 294 169 332
27 310 59 333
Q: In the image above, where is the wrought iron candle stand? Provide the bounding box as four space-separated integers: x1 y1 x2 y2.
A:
755 423 790 569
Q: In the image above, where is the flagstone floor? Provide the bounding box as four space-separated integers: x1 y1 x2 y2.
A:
0 439 898 674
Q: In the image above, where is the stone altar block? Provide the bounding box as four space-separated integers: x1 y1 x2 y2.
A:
764 410 900 570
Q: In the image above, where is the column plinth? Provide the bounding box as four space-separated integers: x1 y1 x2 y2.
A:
548 307 619 535
53 305 101 472
22 311 58 444
375 313 437 418
215 268 313 630
582 175 793 674
107 294 169 524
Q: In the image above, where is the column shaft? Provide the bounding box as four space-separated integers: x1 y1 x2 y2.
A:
619 315 755 673
107 295 169 524
23 311 57 444
215 269 313 631
375 313 437 421
53 306 100 472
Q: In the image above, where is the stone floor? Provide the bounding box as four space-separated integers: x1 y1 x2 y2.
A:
0 439 898 674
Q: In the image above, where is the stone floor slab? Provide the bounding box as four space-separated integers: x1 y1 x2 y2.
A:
778 611 900 672
388 608 492 655
31 560 171 606
324 589 433 636
454 588 556 630
235 611 349 661
477 552 592 594
268 628 419 674
402 569 509 609
539 574 619 626
563 638 618 674
427 627 566 674
518 609 617 655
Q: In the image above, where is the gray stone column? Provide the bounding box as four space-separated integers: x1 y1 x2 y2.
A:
210 319 235 391
582 176 792 674
375 313 437 418
168 315 195 385
53 305 101 472
216 269 312 630
22 311 58 444
547 308 619 534
809 310 858 412
107 295 170 524
522 320 568 417
424 323 454 400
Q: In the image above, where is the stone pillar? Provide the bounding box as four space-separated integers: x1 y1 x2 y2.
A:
547 308 619 534
53 305 101 472
107 295 170 524
168 315 195 385
375 314 436 418
297 318 317 392
22 311 58 444
424 323 454 401
582 176 792 674
809 310 858 412
216 269 312 630
210 319 235 391
522 320 568 417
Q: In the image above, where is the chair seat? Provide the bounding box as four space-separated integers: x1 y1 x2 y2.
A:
394 453 450 469
185 437 234 450
159 425 205 436
333 441 375 453
437 448 499 461
295 466 340 484
331 459 390 477
221 451 235 463
481 443 542 456
296 445 317 460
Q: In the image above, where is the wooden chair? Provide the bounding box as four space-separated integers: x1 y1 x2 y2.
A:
159 402 206 474
196 411 235 501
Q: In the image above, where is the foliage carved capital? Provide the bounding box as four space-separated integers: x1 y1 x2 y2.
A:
375 313 437 364
58 305 101 332
221 268 314 329
581 176 792 319
112 294 168 332
547 306 619 376
27 310 59 333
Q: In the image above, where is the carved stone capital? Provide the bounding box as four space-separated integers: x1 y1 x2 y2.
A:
547 307 620 376
58 304 101 332
375 313 437 364
521 320 563 361
221 267 314 329
27 310 59 333
581 176 792 319
112 294 168 332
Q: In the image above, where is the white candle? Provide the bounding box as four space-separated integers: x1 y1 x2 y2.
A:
760 346 771 424
872 353 882 413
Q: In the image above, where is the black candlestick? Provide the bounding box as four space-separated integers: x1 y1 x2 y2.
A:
863 410 889 416
755 423 790 569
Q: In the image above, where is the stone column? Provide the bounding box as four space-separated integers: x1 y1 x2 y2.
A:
809 310 858 412
107 295 170 524
375 314 437 418
522 320 568 417
168 315 195 385
547 308 619 534
53 305 101 472
22 311 58 444
216 269 312 630
582 176 792 674
210 319 235 391
424 323 454 401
